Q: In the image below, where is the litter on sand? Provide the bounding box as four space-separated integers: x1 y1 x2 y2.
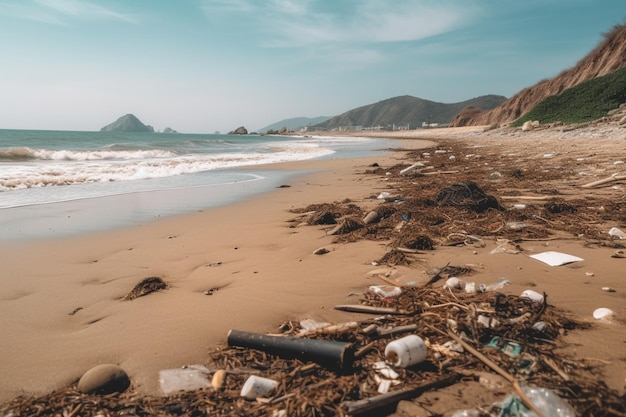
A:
529 251 583 267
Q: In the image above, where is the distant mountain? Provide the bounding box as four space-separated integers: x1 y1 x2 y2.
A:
451 23 626 127
315 95 506 130
258 116 332 133
100 114 154 132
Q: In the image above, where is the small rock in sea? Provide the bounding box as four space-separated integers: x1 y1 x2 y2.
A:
77 364 130 395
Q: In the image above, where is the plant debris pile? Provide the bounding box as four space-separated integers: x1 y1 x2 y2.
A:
435 182 503 212
3 285 624 417
290 140 626 247
123 276 168 301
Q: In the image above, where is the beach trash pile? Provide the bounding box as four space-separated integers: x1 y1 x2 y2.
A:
3 277 624 417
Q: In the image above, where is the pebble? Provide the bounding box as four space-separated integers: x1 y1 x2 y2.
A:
77 364 130 395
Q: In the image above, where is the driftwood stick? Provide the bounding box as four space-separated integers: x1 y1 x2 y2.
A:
374 273 403 287
500 195 552 200
541 357 570 381
421 170 460 175
423 261 451 287
334 305 408 315
581 174 626 188
447 332 548 417
376 324 418 337
342 374 460 415
354 341 376 359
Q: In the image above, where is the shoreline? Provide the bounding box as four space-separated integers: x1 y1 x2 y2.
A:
0 135 396 242
1 127 625 407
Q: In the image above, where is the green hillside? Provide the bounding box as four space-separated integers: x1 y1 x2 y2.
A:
513 68 626 126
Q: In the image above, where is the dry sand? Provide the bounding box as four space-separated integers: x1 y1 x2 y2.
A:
0 126 624 407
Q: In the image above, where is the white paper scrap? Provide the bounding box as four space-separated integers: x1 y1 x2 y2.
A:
529 251 583 267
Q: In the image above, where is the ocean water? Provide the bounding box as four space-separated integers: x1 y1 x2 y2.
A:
0 129 391 240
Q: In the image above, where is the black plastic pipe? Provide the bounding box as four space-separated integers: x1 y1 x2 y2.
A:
227 329 355 370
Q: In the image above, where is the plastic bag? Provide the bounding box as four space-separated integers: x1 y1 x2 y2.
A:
496 385 576 417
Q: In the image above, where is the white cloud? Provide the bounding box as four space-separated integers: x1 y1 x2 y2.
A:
36 0 139 22
201 0 477 47
0 0 140 24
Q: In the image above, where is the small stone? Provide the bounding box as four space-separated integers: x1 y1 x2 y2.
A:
313 247 330 255
77 364 130 395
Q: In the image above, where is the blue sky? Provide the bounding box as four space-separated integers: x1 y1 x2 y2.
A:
0 0 624 133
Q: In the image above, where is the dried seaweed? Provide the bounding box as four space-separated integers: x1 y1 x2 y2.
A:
123 277 167 300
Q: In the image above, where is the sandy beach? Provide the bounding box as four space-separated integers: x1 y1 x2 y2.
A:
1 126 625 412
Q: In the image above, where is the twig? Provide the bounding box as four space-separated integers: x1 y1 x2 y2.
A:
354 342 377 358
67 404 83 417
447 331 548 417
374 273 403 287
376 324 418 337
581 173 626 188
334 305 409 315
341 374 461 415
541 357 570 381
421 170 460 175
423 262 451 286
428 302 494 314
500 196 552 200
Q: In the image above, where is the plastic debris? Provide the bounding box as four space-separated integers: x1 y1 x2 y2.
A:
506 221 527 231
477 315 500 329
608 227 626 239
369 285 402 299
240 375 278 400
496 385 576 417
485 278 512 291
299 319 331 335
399 162 424 175
159 365 211 395
490 240 521 254
592 307 615 321
227 329 355 369
384 335 427 368
520 290 544 304
451 410 480 417
486 336 522 358
529 251 583 266
445 277 510 293
372 361 399 379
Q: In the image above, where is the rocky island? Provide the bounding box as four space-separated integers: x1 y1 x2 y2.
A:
228 126 248 135
100 114 154 132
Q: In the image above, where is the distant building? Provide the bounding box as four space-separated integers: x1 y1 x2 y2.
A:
337 126 364 131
